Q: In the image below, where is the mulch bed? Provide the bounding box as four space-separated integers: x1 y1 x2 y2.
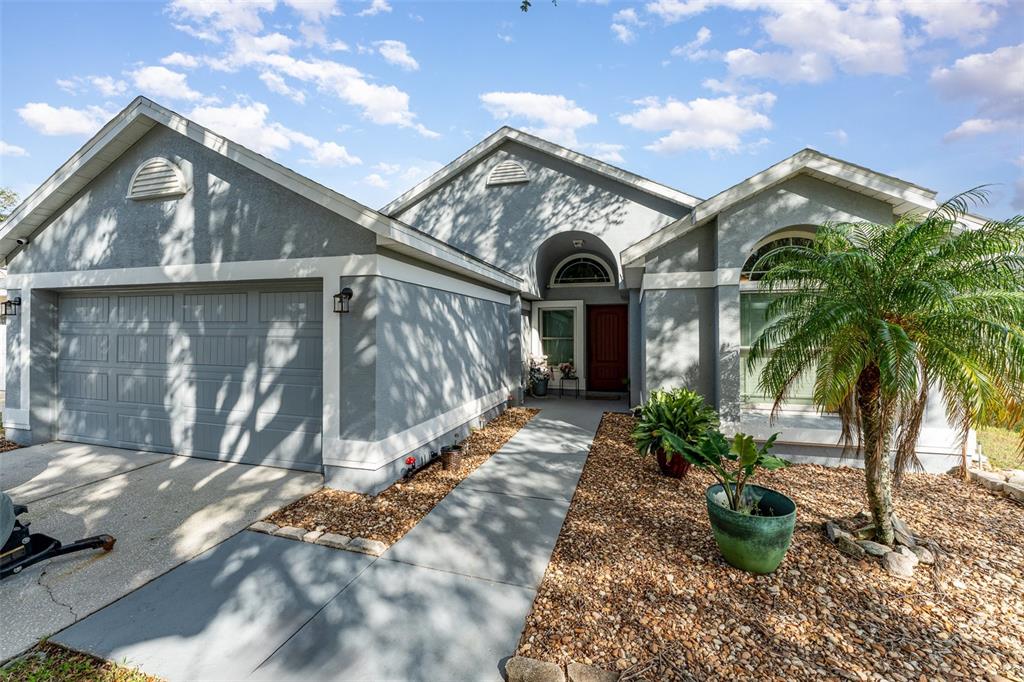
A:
517 412 1024 681
0 642 161 682
0 439 21 453
266 407 539 545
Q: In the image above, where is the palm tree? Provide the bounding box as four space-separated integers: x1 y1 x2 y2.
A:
747 191 1024 546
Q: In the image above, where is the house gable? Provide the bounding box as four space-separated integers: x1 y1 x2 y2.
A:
390 139 692 294
8 123 377 275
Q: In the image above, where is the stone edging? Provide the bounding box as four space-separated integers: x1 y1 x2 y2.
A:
969 469 1024 503
248 521 388 557
505 656 619 682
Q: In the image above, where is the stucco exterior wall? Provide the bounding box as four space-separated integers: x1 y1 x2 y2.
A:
8 124 376 275
392 141 690 295
641 287 718 403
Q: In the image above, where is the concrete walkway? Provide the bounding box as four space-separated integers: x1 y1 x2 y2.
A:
55 398 616 681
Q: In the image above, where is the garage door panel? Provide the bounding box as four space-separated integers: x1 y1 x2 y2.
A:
57 284 323 471
60 334 110 362
59 370 109 401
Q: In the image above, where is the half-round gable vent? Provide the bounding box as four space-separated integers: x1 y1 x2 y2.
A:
127 157 188 200
486 159 529 186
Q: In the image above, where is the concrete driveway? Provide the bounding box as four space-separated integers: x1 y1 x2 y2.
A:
0 441 322 661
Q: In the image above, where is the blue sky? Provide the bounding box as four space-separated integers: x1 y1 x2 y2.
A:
1 0 1022 216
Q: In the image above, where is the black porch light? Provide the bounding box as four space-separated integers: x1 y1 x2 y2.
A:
1 297 22 318
334 287 353 314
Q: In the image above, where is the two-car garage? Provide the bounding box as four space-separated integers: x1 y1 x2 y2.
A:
54 281 324 472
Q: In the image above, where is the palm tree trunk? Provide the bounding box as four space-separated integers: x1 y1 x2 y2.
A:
858 364 895 546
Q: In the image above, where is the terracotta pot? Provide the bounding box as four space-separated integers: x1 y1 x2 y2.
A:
655 447 691 478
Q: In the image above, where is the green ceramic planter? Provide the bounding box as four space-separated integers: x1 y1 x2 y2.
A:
705 483 796 574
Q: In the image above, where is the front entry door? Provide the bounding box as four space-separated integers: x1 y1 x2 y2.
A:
586 305 628 392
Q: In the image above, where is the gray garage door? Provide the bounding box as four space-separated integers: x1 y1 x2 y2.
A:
56 282 323 471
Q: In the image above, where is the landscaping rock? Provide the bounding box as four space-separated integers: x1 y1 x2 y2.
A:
567 662 618 682
896 545 920 566
835 535 866 559
302 530 324 544
1007 470 1024 485
857 540 891 557
317 532 352 549
346 537 388 556
911 545 935 565
273 525 307 541
971 469 1008 492
249 521 278 535
1005 483 1024 504
882 550 917 579
506 656 565 682
825 520 852 542
892 515 917 547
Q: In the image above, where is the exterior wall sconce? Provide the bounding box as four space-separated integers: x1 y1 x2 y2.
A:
334 288 353 314
1 297 22 318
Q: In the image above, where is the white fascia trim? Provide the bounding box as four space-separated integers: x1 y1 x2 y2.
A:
378 256 511 305
641 269 741 291
327 386 510 468
381 127 700 217
620 148 940 266
4 255 375 290
0 96 518 292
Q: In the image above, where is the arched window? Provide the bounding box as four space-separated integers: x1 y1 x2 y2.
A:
740 236 813 282
550 255 613 287
740 234 816 406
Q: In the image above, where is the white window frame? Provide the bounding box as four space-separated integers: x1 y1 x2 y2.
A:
530 299 586 388
548 254 615 289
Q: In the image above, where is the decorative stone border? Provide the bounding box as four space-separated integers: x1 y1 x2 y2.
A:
248 521 388 557
969 469 1024 503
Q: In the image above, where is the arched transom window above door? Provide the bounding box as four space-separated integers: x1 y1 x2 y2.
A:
549 255 614 287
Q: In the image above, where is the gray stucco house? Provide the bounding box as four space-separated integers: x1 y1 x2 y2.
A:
1 97 971 493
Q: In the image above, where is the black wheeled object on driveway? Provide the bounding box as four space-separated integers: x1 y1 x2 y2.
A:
0 491 115 580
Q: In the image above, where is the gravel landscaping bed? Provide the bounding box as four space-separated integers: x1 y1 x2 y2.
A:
0 439 21 453
265 407 539 545
517 412 1024 681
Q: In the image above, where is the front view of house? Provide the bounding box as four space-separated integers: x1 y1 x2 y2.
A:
1 97 973 493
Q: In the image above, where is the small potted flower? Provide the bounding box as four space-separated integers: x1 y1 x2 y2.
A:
528 355 551 397
558 361 576 379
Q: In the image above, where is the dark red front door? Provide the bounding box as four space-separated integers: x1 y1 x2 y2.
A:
587 305 628 392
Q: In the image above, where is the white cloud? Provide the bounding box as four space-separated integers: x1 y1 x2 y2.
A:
619 91 776 154
0 141 28 157
17 102 116 136
161 52 200 68
188 101 361 166
357 0 392 17
585 142 626 164
480 91 597 146
259 71 306 103
671 26 712 60
611 7 642 44
899 0 1003 45
56 75 128 97
364 173 389 188
498 33 514 44
168 0 275 36
932 44 1024 141
646 1 1006 85
130 66 206 101
374 40 419 71
826 128 848 145
281 0 339 22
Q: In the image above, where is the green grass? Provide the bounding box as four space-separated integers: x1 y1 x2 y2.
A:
977 425 1024 471
0 643 159 682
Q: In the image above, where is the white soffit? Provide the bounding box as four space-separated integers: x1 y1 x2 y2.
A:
0 97 520 291
620 148 940 266
380 126 701 216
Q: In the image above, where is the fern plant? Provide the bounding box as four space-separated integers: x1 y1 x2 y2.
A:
632 388 719 474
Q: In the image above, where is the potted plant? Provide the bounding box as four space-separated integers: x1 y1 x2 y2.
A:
632 388 718 478
558 361 576 379
665 429 795 574
528 355 551 397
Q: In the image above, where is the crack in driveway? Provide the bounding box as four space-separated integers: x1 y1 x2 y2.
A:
36 570 78 620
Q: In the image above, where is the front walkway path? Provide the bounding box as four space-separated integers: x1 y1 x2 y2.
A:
54 398 618 681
